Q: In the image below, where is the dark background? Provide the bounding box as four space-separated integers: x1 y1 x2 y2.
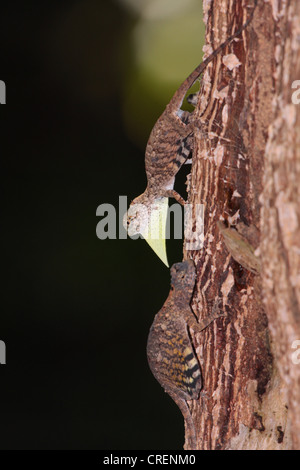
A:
1 0 203 449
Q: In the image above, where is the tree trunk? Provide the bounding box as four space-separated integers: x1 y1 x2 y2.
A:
183 0 300 450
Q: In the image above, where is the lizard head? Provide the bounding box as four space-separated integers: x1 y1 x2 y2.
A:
171 259 196 296
123 193 148 235
123 193 169 267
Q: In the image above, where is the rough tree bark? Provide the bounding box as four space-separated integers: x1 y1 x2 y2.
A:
183 0 300 450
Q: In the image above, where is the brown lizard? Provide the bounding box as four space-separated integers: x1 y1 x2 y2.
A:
125 3 257 215
147 259 224 449
124 2 257 264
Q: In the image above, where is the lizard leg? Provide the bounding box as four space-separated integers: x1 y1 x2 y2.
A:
188 298 225 332
165 112 196 138
162 189 186 206
165 112 202 140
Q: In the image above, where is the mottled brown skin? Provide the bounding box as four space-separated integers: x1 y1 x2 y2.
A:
147 260 224 449
128 11 256 216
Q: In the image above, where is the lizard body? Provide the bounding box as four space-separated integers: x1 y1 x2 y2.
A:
127 7 256 206
147 260 223 449
125 3 257 265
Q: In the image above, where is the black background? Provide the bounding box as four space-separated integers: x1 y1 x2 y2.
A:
1 0 201 449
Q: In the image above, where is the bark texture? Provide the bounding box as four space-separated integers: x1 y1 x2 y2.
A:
183 0 300 450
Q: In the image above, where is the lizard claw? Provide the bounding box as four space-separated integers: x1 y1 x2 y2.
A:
211 298 226 319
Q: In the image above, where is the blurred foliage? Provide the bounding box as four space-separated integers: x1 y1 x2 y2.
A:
119 0 205 146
